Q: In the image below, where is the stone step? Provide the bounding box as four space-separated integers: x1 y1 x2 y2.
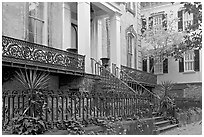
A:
153 116 164 123
153 124 179 134
152 112 159 117
154 120 170 128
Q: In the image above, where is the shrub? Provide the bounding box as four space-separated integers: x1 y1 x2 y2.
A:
5 115 47 135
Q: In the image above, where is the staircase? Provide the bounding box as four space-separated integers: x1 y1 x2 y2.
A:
111 63 161 112
152 112 179 134
91 58 179 134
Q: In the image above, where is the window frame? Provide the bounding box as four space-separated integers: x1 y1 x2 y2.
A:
154 56 163 75
127 33 134 68
126 2 136 16
183 11 193 31
184 50 194 72
28 2 47 44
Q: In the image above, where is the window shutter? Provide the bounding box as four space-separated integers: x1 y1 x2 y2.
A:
194 50 200 71
149 57 154 73
148 16 153 30
163 58 168 73
162 14 167 31
192 13 199 31
193 13 198 24
143 59 147 72
179 57 184 72
178 10 183 31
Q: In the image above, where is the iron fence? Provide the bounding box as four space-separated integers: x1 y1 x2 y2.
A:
2 89 151 127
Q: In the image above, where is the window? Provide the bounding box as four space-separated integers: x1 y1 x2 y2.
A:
184 51 194 71
179 50 200 72
126 2 136 16
178 10 193 31
154 56 163 74
28 2 45 44
183 12 193 30
127 33 134 67
71 23 78 51
149 13 167 33
153 15 163 33
142 59 147 72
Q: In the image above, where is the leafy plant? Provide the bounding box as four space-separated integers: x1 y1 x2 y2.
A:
5 114 47 135
157 81 176 117
14 69 50 90
55 119 85 135
3 69 50 135
14 69 50 117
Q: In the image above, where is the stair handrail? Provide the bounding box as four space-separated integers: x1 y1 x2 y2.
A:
90 58 138 94
113 64 161 100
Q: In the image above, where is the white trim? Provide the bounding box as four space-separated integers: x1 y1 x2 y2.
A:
42 2 48 45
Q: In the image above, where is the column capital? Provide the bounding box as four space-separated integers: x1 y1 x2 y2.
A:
78 2 90 5
63 2 71 10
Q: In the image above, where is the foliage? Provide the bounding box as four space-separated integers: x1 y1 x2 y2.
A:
156 81 176 117
14 70 50 117
55 119 85 135
175 107 202 125
181 2 202 50
14 69 50 90
159 80 175 98
165 116 178 124
4 114 47 135
3 70 50 135
141 2 202 72
183 84 202 100
141 13 185 72
84 115 151 135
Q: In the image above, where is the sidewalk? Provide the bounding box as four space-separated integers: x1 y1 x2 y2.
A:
160 121 202 135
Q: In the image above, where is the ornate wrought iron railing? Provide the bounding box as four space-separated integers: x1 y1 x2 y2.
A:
2 36 85 74
90 58 137 94
121 65 157 86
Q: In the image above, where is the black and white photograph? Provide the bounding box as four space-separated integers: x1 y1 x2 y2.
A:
2 1 202 135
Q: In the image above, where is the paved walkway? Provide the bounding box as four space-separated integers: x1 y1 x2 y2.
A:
160 121 202 135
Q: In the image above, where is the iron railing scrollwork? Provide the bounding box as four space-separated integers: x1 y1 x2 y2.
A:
121 65 157 85
2 36 85 73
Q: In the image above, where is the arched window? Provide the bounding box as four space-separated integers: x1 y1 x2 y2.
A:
126 25 137 68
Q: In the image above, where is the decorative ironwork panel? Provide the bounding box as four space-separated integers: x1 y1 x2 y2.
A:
2 36 85 73
121 65 157 85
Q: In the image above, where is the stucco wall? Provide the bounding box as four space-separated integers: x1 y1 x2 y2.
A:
157 55 202 84
119 2 142 70
48 3 63 49
2 2 27 40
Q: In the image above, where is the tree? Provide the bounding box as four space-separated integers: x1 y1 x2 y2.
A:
141 2 202 73
141 12 185 72
181 2 202 50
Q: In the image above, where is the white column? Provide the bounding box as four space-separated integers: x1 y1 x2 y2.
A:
97 19 103 60
42 2 48 45
147 56 150 73
62 2 71 50
110 13 121 73
78 2 91 73
91 18 97 59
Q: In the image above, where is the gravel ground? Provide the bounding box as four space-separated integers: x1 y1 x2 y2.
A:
160 121 202 135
